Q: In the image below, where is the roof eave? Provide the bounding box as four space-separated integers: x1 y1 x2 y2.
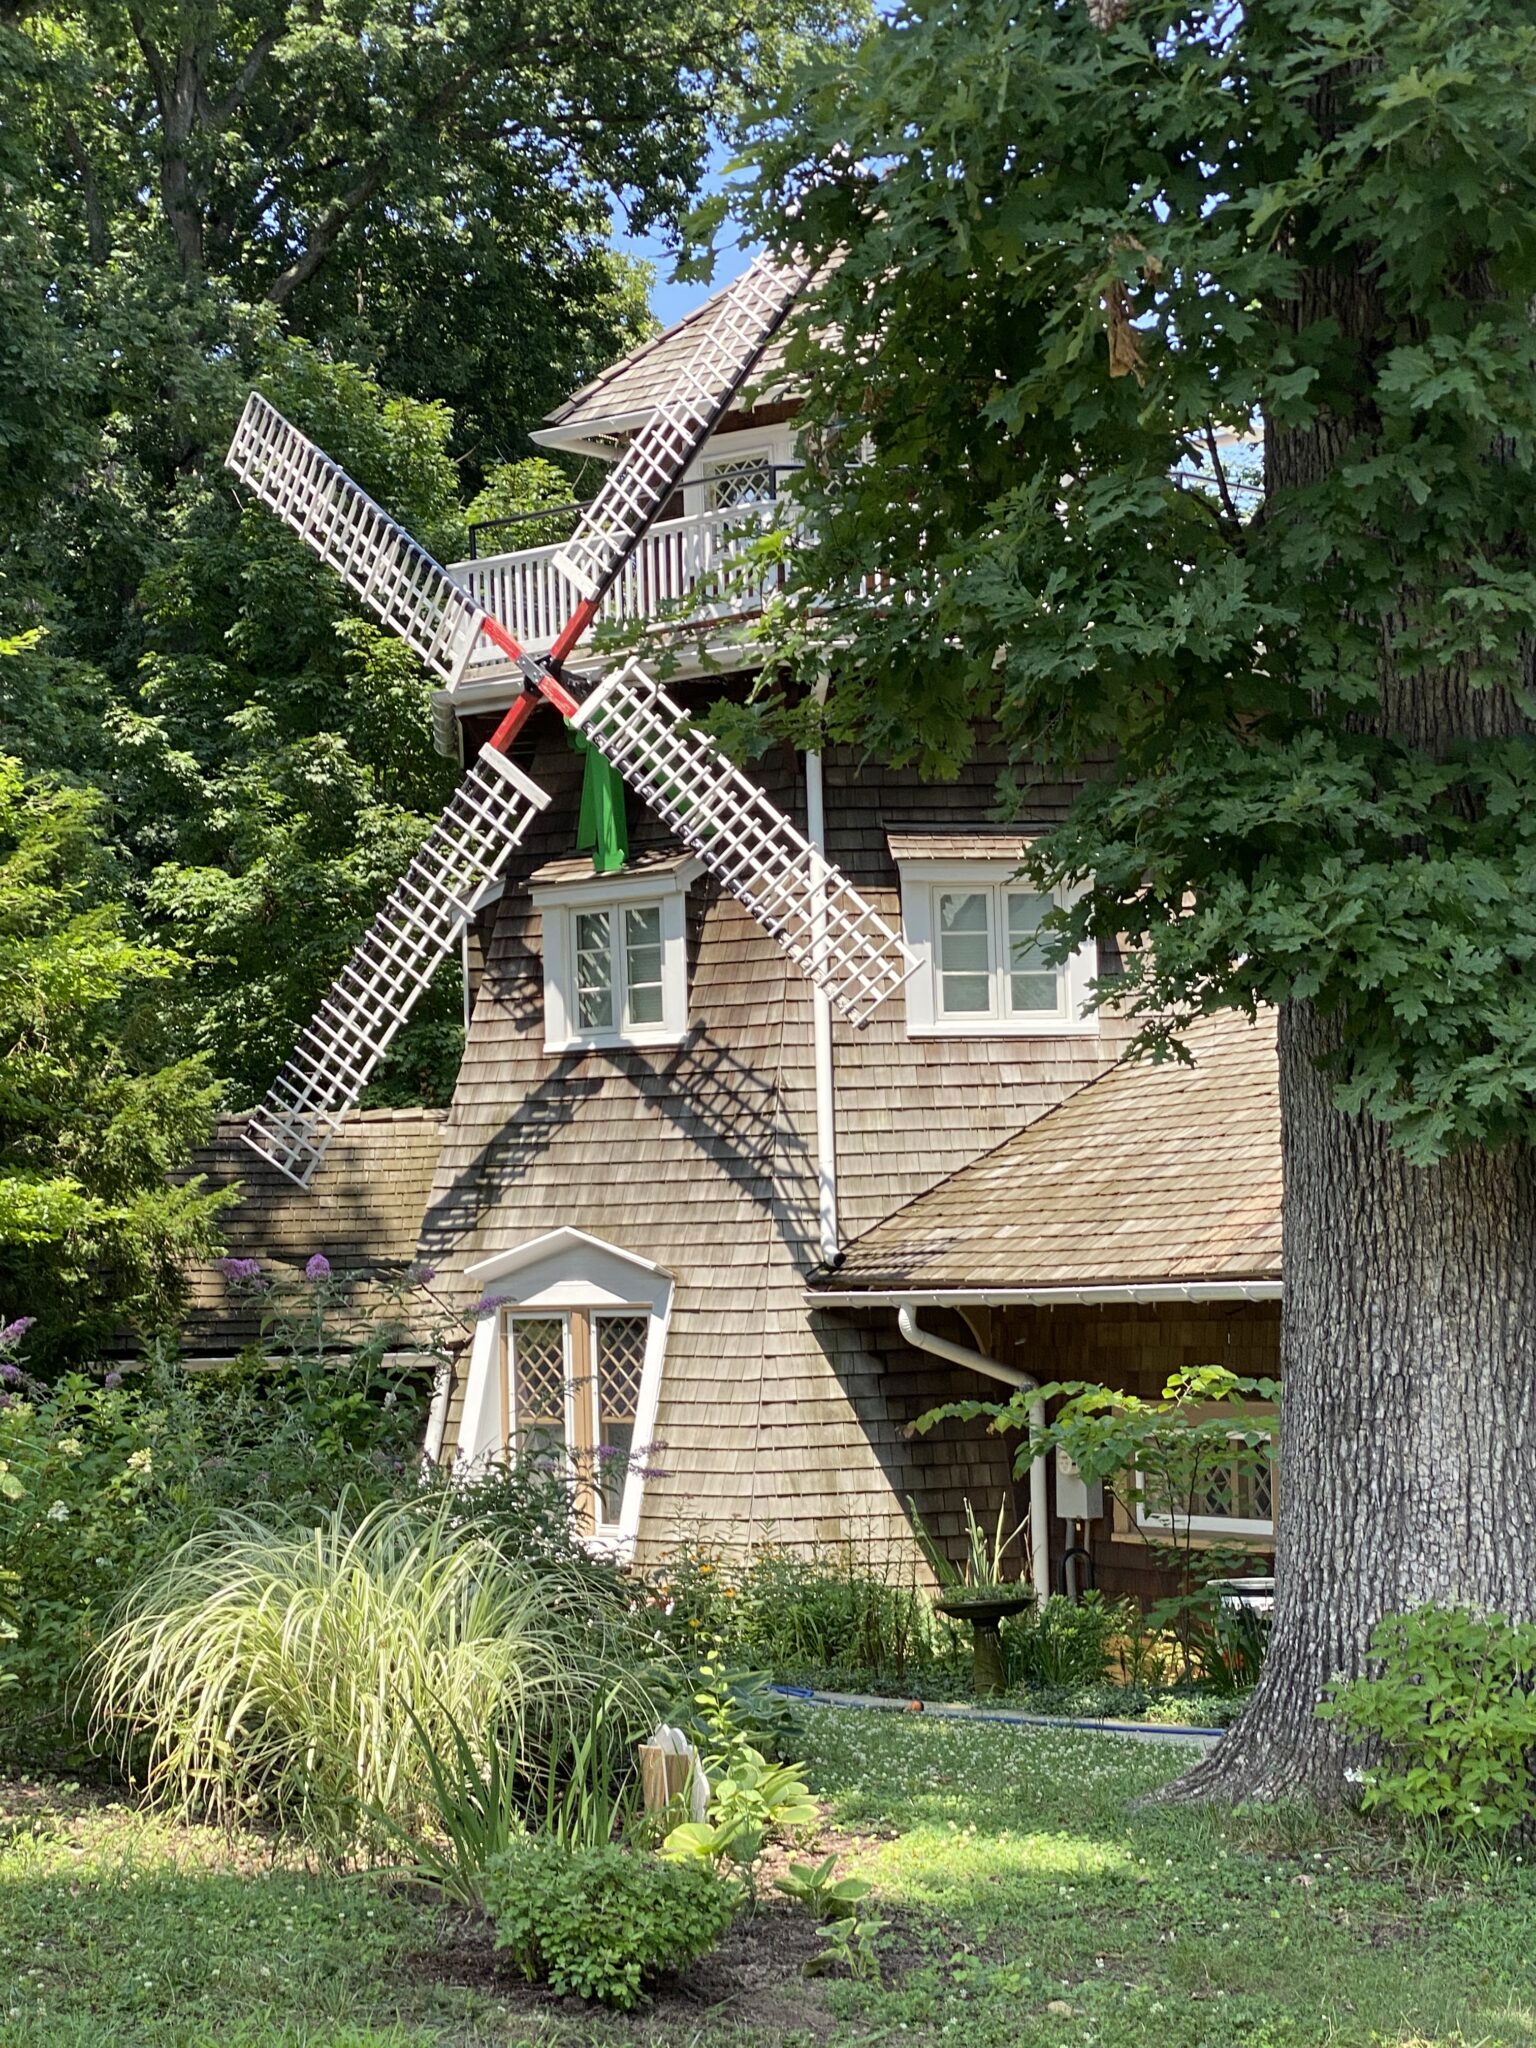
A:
807 1278 1283 1309
530 413 649 459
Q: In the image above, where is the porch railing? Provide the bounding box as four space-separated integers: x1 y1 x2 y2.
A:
450 474 802 671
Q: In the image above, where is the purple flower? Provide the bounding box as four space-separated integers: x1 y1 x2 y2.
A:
103 1371 123 1390
633 1464 671 1480
411 1265 437 1287
593 1445 624 1462
219 1257 262 1284
0 1363 19 1386
0 1316 35 1347
473 1294 505 1319
305 1253 331 1282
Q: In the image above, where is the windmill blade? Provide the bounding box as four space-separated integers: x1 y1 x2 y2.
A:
227 391 530 690
572 662 916 1027
245 747 551 1186
549 254 810 636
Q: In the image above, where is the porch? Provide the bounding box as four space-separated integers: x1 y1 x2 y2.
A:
450 470 801 677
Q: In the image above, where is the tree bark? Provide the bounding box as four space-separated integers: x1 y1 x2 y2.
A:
1169 1000 1536 1802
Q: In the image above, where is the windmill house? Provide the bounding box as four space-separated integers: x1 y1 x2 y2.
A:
191 263 1283 1603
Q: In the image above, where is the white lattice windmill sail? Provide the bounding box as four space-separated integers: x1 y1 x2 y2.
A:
244 748 551 1185
227 392 526 688
226 250 914 1185
549 254 811 618
573 662 915 1026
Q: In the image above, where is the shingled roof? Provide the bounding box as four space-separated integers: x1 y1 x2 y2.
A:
534 269 797 449
180 1108 447 1355
813 1009 1281 1298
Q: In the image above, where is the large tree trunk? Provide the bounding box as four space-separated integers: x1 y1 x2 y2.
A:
1170 1000 1536 1802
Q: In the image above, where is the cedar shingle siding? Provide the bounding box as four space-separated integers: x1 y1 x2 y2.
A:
424 692 1128 1558
182 1109 446 1356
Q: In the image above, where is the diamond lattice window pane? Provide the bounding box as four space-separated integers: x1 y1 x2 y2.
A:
512 1316 567 1429
597 1315 647 1421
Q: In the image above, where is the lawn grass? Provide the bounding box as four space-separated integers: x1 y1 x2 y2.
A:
2 1710 1533 2046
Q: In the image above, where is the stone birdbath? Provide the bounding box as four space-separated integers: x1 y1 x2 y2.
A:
934 1586 1035 1697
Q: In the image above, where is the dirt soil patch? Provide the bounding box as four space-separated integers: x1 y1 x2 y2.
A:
412 1897 841 2041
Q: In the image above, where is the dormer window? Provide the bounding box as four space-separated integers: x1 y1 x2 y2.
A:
532 851 699 1053
890 834 1098 1039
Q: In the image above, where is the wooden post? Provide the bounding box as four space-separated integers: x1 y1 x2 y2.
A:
638 1743 692 1815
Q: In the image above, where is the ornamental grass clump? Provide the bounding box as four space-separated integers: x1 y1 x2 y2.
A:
92 1499 661 1856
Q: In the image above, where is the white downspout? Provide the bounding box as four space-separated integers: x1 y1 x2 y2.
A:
805 738 839 1264
897 1304 1050 1608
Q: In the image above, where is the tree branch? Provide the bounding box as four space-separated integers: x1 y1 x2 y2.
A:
213 23 282 125
262 58 480 306
62 119 110 265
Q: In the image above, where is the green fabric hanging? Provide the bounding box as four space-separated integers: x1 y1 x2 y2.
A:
572 730 629 873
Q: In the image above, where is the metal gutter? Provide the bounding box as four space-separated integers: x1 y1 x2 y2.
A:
809 1280 1283 1308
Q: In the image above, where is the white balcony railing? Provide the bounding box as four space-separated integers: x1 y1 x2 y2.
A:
451 498 791 677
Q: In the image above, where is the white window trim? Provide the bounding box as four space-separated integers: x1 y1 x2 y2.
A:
533 861 699 1054
1133 1414 1278 1541
895 855 1098 1039
454 1228 673 1563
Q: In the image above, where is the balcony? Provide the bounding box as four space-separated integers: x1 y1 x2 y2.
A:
450 468 800 683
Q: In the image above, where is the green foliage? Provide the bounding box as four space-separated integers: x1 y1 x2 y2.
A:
742 0 1536 1161
648 1534 943 1680
909 1494 1028 1591
7 1712 1536 2044
1 0 853 1157
774 1850 873 1921
0 757 232 1364
377 1701 531 1908
1001 1593 1132 1692
482 1837 740 2010
805 1901 888 1982
665 1650 806 1766
919 1368 1277 1680
1320 1605 1536 1838
661 1746 817 1878
0 1305 434 1754
91 1500 661 1856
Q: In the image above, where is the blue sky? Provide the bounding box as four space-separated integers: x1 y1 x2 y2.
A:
616 139 756 328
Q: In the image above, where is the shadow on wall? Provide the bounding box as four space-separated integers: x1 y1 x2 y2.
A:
757 1305 1023 1561
418 1016 820 1274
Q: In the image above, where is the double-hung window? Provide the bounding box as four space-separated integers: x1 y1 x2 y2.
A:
532 854 698 1052
891 839 1098 1038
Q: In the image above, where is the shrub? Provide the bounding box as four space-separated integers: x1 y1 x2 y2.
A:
92 1500 663 1855
1319 1604 1536 1838
1002 1592 1134 1690
0 1267 438 1756
647 1534 947 1681
482 1838 740 2010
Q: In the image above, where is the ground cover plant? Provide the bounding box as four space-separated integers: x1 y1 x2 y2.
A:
4 1708 1535 2045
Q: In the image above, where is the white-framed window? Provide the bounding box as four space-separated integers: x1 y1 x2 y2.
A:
1133 1411 1278 1541
532 859 698 1053
454 1228 674 1562
503 1305 651 1535
892 848 1098 1038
